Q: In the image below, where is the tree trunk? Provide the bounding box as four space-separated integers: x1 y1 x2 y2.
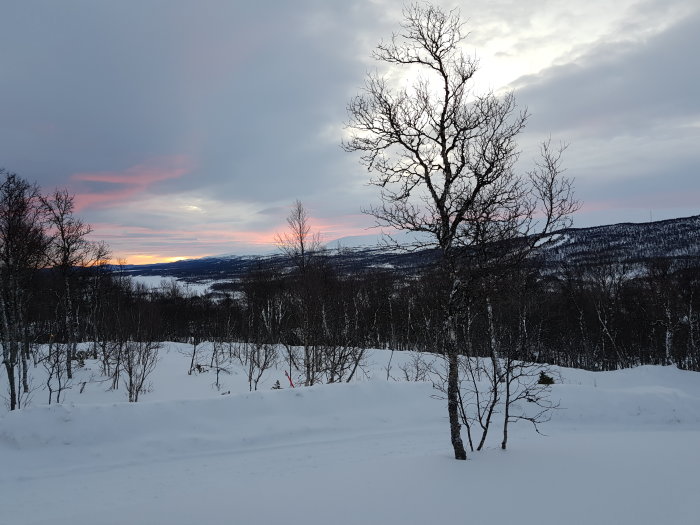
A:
445 276 467 460
486 296 502 380
664 303 673 365
20 348 29 394
501 361 511 450
64 277 74 379
447 348 467 460
4 360 17 411
1 295 18 410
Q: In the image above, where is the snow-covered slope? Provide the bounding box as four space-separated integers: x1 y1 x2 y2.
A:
121 215 700 296
1 347 699 525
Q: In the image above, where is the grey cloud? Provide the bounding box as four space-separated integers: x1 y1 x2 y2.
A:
1 0 698 258
510 9 700 226
514 9 700 137
0 1 386 199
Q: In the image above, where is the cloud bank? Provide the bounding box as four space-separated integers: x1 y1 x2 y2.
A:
0 1 697 261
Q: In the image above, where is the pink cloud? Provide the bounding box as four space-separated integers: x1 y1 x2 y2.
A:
71 155 193 211
87 222 280 263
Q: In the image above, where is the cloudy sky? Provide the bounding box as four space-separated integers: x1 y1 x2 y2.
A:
1 0 698 263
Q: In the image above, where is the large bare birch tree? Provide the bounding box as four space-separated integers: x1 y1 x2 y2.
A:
344 4 577 459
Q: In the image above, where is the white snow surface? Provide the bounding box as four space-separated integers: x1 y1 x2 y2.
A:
129 275 215 296
1 346 699 525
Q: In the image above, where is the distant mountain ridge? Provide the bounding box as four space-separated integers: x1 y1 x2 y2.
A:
124 214 700 287
541 214 700 267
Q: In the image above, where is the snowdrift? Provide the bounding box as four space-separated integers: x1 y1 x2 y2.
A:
1 380 439 458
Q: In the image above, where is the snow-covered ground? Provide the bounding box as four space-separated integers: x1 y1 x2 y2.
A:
1 345 699 525
129 275 216 296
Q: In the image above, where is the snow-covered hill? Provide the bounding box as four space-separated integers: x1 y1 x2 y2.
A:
541 214 700 266
1 346 699 525
124 215 700 295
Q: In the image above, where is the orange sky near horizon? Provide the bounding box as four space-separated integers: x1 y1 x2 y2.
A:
94 215 378 265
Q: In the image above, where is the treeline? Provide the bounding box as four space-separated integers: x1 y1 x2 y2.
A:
63 250 700 376
3 170 699 410
190 254 700 372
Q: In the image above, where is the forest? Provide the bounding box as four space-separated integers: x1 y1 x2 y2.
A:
2 166 698 414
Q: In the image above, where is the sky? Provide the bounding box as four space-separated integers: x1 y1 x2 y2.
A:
1 0 698 264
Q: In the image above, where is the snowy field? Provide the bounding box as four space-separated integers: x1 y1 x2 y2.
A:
1 344 699 525
130 275 216 296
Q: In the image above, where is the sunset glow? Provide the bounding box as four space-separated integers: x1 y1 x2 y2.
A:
91 210 379 264
72 156 194 211
121 254 198 265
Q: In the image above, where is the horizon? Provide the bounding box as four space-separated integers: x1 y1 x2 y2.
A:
122 211 700 266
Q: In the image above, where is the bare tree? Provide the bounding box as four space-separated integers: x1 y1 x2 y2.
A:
39 339 72 405
42 188 99 380
245 341 277 391
275 200 324 386
500 358 559 450
117 283 161 402
121 340 160 402
86 241 112 359
459 356 501 452
209 339 232 391
187 321 203 375
344 4 577 459
0 171 48 410
398 351 437 382
275 200 322 272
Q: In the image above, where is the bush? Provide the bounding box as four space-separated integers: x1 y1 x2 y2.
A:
538 371 555 385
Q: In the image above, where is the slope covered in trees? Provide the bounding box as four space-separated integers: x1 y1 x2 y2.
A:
122 214 700 283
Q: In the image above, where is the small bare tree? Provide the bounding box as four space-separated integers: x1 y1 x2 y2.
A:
121 341 160 402
187 321 203 375
246 341 277 391
275 200 322 272
275 200 325 386
500 358 559 450
39 340 72 405
459 356 501 452
210 339 232 391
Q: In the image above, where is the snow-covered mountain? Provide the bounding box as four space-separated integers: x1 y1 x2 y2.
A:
124 215 700 287
540 214 700 267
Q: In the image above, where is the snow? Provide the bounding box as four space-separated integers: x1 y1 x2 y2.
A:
129 276 215 295
1 347 699 525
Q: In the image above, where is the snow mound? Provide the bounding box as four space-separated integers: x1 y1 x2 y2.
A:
550 365 700 429
0 380 438 460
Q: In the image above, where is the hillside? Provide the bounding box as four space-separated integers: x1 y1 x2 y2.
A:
124 215 700 291
542 214 700 267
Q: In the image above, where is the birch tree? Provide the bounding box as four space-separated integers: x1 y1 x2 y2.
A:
344 4 577 459
0 171 47 410
42 189 98 379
